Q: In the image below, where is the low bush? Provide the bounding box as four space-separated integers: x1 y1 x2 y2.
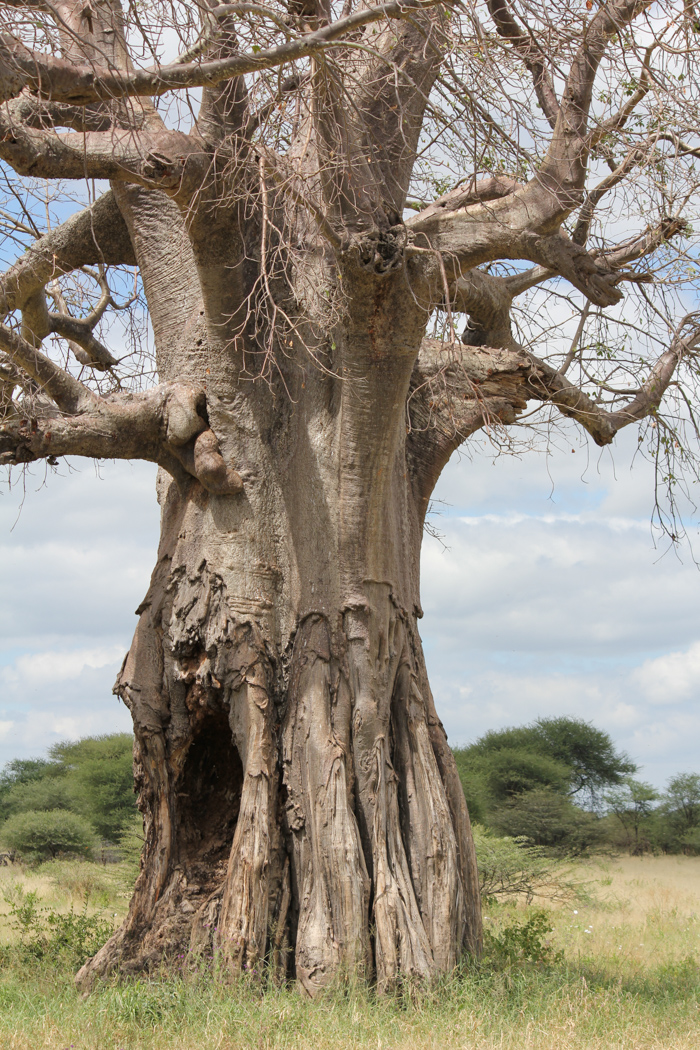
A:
473 824 581 903
489 786 606 854
483 908 563 967
0 883 114 969
0 809 97 862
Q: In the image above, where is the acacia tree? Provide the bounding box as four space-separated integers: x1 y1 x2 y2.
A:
1 0 699 994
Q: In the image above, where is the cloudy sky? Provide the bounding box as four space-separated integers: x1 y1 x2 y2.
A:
1 424 699 789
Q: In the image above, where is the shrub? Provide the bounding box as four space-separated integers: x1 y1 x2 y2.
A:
473 825 579 903
489 787 605 854
0 734 137 845
0 809 97 862
0 758 64 822
454 718 636 811
1 883 114 968
483 908 563 967
48 734 136 841
656 773 700 853
0 776 74 818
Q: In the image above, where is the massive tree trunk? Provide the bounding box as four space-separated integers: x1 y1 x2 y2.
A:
1 0 690 1000
76 288 481 993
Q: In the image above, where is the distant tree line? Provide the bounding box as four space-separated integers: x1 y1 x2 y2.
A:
0 735 136 863
452 717 700 856
0 721 697 863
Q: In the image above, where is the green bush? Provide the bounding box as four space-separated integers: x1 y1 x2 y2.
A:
0 809 97 862
489 787 605 854
0 776 74 818
483 908 563 967
0 734 137 846
452 717 637 851
47 734 136 842
0 758 63 822
657 773 700 853
0 883 114 969
456 748 573 819
473 824 579 903
455 717 635 809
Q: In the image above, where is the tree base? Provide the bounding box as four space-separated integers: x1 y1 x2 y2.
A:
77 537 481 995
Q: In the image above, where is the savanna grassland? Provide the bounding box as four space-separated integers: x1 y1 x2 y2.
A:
0 854 698 1050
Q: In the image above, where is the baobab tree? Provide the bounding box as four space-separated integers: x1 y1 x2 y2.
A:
1 0 699 994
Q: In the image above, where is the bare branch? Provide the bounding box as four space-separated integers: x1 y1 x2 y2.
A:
0 0 452 107
0 118 206 191
0 319 95 411
0 190 135 320
523 315 699 445
485 0 560 127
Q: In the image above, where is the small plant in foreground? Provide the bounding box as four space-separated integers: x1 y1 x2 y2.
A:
0 883 114 969
484 909 563 968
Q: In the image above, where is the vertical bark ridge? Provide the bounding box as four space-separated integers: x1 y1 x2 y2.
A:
346 584 435 989
283 614 371 997
390 652 466 970
216 625 280 974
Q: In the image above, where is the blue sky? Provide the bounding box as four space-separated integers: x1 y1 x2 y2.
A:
1 426 699 789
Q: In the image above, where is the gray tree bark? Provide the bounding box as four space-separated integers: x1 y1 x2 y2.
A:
73 233 483 993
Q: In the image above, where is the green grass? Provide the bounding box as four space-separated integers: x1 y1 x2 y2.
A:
0 856 698 1049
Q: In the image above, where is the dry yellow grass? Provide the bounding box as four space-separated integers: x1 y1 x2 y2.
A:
0 855 697 1050
540 854 700 971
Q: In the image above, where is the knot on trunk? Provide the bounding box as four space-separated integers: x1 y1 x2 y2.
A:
163 383 243 495
356 226 407 276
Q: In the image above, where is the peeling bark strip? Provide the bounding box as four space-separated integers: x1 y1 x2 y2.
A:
2 0 697 998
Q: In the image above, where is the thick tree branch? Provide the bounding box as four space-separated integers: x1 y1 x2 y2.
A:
408 313 698 509
409 0 653 281
0 118 206 192
503 216 685 297
0 190 135 320
0 1 451 106
523 316 699 445
407 338 532 513
486 0 560 128
0 376 244 493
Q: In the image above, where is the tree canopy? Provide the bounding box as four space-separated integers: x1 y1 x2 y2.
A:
461 717 637 807
0 734 136 846
0 0 699 523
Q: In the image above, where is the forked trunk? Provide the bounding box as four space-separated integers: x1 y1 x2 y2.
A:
76 362 481 994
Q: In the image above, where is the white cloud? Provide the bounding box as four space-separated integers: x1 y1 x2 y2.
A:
1 645 126 689
631 641 700 704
